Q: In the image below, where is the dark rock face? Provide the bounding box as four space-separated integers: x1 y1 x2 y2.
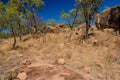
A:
95 5 120 34
58 24 64 28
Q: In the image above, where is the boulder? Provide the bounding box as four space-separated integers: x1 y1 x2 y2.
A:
58 24 64 28
95 5 120 34
17 72 27 80
94 60 104 69
22 59 31 65
57 58 65 65
46 26 57 33
83 67 91 73
97 73 104 79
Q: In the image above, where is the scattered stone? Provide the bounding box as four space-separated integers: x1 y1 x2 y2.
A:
22 59 31 65
94 60 104 69
75 61 84 68
61 73 71 76
107 52 117 61
16 66 33 74
17 54 23 58
83 67 91 73
17 72 27 80
92 39 98 46
57 58 65 65
110 37 117 43
97 73 104 79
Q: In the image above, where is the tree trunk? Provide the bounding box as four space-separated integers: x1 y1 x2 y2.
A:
11 26 16 48
67 28 72 42
85 23 89 39
32 13 37 33
83 3 90 39
67 8 79 42
42 32 46 43
118 25 120 35
18 23 22 42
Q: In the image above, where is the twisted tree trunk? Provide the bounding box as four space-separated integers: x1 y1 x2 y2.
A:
11 25 16 48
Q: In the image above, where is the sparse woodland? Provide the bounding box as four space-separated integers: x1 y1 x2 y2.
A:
0 0 105 48
0 0 120 80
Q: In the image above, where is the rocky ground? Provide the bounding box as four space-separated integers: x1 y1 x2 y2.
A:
0 25 120 80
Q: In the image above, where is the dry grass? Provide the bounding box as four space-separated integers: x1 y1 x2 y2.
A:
0 26 120 80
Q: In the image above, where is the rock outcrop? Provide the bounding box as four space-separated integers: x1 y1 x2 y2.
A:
95 5 120 34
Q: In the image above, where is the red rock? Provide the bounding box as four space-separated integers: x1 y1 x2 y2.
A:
17 72 27 80
83 67 91 73
22 59 31 65
107 53 117 61
94 60 104 69
17 67 32 73
23 68 32 73
57 58 65 65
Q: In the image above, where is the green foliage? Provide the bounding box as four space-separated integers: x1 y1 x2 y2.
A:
28 0 44 7
24 0 45 34
60 8 83 25
26 10 33 19
0 32 11 39
76 0 104 39
76 0 104 21
104 6 110 9
60 8 80 42
61 13 70 20
64 24 70 28
0 2 5 27
25 0 44 11
69 9 78 15
0 0 45 47
0 2 4 13
47 19 56 26
4 0 19 29
70 9 84 24
37 21 46 30
60 10 71 21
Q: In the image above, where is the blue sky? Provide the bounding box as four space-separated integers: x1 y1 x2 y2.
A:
37 0 120 23
99 0 120 11
37 0 75 23
2 0 120 23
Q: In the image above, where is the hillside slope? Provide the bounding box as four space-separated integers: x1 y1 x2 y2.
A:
0 25 120 80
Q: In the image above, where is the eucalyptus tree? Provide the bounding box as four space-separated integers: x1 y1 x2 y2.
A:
60 9 81 42
9 0 45 41
0 2 5 38
4 0 20 48
0 0 44 47
25 0 45 33
16 0 26 41
0 2 5 31
76 0 104 39
0 0 26 42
